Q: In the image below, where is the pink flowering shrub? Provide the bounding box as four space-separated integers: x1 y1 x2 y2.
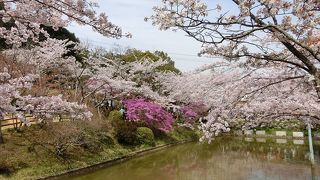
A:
180 102 208 123
123 98 173 132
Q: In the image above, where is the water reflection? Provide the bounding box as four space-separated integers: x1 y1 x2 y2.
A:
68 137 320 180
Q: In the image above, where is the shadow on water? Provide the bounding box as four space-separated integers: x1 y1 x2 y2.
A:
67 137 320 180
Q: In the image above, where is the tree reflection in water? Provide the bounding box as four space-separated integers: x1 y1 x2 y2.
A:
69 137 320 180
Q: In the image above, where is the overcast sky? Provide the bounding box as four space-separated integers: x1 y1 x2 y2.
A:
67 0 234 71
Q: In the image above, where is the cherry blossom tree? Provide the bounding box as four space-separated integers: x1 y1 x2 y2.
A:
0 64 92 143
77 51 175 108
1 37 175 127
0 0 129 133
148 0 320 96
0 0 123 140
0 0 142 145
4 38 78 75
157 63 243 140
0 60 92 121
148 0 320 141
0 0 131 47
157 60 320 141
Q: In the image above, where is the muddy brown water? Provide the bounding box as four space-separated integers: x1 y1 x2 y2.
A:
67 137 320 180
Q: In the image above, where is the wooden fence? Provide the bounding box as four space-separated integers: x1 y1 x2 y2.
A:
0 114 36 129
0 114 66 130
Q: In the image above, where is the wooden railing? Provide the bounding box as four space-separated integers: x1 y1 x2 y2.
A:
0 114 36 129
0 114 66 129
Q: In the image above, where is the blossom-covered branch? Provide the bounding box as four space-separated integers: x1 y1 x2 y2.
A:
0 0 131 47
148 0 320 97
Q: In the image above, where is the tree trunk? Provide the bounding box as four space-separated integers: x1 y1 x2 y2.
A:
314 71 320 99
0 132 3 144
0 111 3 144
0 120 3 144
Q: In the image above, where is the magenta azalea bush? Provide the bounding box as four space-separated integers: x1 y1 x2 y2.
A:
180 102 208 123
123 98 173 132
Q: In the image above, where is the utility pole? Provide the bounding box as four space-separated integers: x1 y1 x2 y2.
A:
307 123 315 164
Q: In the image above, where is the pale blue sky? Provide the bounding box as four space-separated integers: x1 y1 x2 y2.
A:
67 0 236 71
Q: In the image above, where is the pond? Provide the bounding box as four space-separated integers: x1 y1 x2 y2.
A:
68 137 320 180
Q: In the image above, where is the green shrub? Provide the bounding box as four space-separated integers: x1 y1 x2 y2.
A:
78 132 103 153
108 110 123 126
136 127 155 146
169 126 199 141
78 131 115 152
115 121 137 145
21 121 107 158
97 132 115 146
0 160 16 174
0 153 15 174
0 148 27 175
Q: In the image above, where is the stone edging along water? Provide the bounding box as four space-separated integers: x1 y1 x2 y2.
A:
38 140 193 180
234 129 320 139
231 129 320 145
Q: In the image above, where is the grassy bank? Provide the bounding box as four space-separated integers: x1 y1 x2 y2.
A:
0 119 199 180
